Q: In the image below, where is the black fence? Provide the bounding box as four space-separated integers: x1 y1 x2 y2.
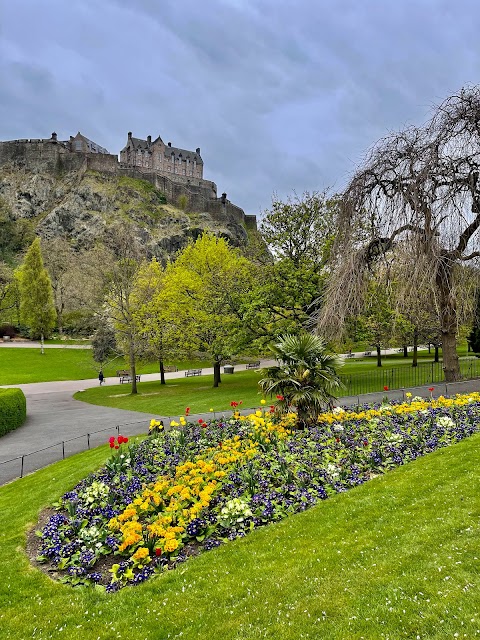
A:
339 357 480 396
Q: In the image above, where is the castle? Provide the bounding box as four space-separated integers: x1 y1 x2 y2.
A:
0 131 256 228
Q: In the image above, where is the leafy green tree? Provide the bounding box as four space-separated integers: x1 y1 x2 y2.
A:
258 333 344 427
132 258 178 385
161 233 255 387
251 191 339 342
17 238 56 353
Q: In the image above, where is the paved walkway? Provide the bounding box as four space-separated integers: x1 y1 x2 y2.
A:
1 359 479 486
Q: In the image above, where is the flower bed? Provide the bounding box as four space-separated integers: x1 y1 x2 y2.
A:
34 393 480 591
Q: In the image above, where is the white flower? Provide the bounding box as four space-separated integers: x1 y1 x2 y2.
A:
333 423 344 433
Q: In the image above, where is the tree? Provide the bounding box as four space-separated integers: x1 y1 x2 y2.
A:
17 238 56 353
161 233 255 387
259 191 336 268
104 225 144 394
258 333 344 428
319 86 480 382
247 191 339 343
0 262 17 322
0 198 34 262
92 323 118 373
132 259 178 385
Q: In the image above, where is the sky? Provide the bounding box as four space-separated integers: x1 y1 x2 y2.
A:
1 0 480 216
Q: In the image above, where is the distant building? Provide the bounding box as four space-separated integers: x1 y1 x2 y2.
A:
120 132 203 180
67 132 109 154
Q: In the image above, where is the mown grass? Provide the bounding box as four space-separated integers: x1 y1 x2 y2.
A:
0 348 207 385
0 432 478 639
75 370 265 415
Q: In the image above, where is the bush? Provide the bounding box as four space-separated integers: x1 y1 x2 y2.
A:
0 388 26 436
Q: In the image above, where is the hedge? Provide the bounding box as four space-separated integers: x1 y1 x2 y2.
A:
0 388 26 437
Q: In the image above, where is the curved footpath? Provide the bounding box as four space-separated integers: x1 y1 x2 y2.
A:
1 360 479 486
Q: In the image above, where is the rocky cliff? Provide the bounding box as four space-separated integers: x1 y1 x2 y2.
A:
0 166 249 258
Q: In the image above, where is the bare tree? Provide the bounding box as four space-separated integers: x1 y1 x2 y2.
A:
319 86 480 382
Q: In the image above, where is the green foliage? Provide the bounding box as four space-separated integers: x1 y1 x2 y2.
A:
0 198 35 262
161 233 256 385
177 194 188 211
252 191 338 341
91 324 118 369
0 388 26 436
259 333 344 426
16 238 56 342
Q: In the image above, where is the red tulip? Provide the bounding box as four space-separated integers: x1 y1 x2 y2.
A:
109 442 115 449
185 407 190 415
383 386 389 391
115 445 119 450
276 395 284 400
109 436 115 444
123 437 129 443
155 548 162 556
428 387 434 392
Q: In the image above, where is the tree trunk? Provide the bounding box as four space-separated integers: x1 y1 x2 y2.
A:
436 256 460 382
403 345 408 358
376 345 382 367
159 359 165 385
129 341 138 394
434 345 439 363
412 328 418 367
213 361 221 388
40 332 45 355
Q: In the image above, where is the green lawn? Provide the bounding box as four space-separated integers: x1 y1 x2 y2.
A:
75 370 265 415
0 432 478 639
0 348 207 385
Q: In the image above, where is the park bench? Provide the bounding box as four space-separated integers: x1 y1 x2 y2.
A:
163 365 179 372
245 361 260 369
120 374 141 383
345 353 354 358
185 369 202 377
364 351 372 357
117 370 141 384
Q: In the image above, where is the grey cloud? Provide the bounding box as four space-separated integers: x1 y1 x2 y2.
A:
1 0 480 214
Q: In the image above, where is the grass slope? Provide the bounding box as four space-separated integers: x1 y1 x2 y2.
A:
0 434 478 639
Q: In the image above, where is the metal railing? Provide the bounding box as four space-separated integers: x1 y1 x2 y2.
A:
339 357 480 396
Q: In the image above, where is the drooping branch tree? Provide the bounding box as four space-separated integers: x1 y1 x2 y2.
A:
319 86 480 382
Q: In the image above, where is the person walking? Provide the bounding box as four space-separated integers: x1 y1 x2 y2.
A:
99 370 105 385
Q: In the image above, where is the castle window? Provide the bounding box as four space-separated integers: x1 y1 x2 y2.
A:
74 140 82 151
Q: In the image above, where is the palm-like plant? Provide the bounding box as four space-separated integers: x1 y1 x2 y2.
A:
259 333 344 427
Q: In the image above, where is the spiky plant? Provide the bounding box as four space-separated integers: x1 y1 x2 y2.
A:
259 332 344 427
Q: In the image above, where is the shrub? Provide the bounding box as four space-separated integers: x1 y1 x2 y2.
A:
0 388 26 436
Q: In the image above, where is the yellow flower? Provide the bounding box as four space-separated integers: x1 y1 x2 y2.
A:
406 392 412 398
209 408 214 412
131 547 150 562
260 399 266 405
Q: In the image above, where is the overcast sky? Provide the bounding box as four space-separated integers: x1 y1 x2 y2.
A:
1 0 479 215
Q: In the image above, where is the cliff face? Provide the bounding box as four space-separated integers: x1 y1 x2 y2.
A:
0 166 249 258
